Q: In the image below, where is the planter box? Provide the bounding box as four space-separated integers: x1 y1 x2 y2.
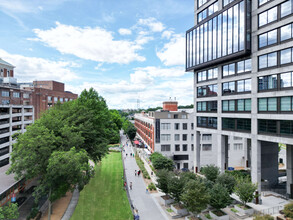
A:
171 204 189 216
209 210 229 220
234 204 254 215
199 212 212 220
160 195 174 206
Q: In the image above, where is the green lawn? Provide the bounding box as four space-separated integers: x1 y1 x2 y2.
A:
71 152 132 220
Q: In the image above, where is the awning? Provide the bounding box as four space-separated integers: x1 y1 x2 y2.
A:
134 140 139 145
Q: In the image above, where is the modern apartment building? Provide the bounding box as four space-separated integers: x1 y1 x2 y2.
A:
21 80 78 119
186 0 293 197
134 101 195 170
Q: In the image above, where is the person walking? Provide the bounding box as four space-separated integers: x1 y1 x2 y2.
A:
146 186 149 193
135 170 137 176
130 182 132 190
137 170 140 176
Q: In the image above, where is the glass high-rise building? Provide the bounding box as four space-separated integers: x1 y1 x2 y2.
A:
187 0 293 198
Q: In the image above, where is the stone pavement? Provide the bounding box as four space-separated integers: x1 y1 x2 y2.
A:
121 134 169 220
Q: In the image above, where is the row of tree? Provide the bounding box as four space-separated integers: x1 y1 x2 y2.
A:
156 165 258 217
7 88 120 220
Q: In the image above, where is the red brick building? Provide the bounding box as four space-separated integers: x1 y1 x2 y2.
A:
22 81 78 119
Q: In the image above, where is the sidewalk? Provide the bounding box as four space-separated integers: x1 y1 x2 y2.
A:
121 134 169 220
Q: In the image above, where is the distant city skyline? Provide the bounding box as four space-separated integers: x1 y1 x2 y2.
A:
0 0 194 109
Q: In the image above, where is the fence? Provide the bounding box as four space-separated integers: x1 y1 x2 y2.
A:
256 206 283 215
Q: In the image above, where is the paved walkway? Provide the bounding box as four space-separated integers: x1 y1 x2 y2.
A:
121 134 169 220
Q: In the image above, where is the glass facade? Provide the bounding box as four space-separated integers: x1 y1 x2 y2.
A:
222 118 251 132
197 67 218 82
197 117 217 128
259 120 293 136
197 84 218 97
222 99 251 112
198 1 219 22
186 0 249 70
258 52 277 69
258 29 277 48
223 59 252 76
258 75 277 91
223 78 251 94
197 101 218 112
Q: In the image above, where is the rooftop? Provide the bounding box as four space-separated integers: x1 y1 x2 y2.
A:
0 58 14 68
0 164 17 195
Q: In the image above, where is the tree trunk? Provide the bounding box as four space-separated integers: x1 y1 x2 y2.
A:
48 188 52 220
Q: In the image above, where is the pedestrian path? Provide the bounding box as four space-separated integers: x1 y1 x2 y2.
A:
121 134 169 220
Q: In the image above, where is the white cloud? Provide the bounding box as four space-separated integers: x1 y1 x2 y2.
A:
161 30 174 39
138 17 165 32
118 28 132 35
0 49 79 82
133 66 185 78
156 34 185 66
30 22 146 64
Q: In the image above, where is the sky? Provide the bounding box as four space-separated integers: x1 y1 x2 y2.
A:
0 0 195 109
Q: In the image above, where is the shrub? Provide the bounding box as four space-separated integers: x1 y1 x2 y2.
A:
225 170 251 180
168 175 185 203
201 165 220 182
150 152 174 171
148 182 157 191
135 155 150 179
283 203 293 218
216 173 237 194
253 214 274 220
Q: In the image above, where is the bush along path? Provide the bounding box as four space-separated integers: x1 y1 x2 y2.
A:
121 134 169 220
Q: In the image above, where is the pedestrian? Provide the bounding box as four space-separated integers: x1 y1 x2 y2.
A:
133 154 135 158
151 171 153 176
135 170 137 176
130 153 132 157
146 186 149 193
126 153 128 157
138 170 140 176
124 181 127 189
130 182 132 190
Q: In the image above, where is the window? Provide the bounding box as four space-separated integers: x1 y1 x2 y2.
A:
175 123 180 130
258 98 277 111
48 96 52 101
161 123 171 130
197 101 217 112
0 147 9 157
234 144 243 150
258 52 277 69
258 29 277 48
197 68 218 82
191 134 194 141
161 134 171 141
202 144 212 151
280 121 293 135
202 134 212 141
13 92 20 98
234 136 242 140
237 59 251 73
258 6 277 27
183 123 188 130
258 119 277 134
198 1 218 22
54 97 58 102
222 118 251 132
281 97 293 111
237 79 251 93
259 0 271 6
175 145 180 151
198 0 208 8
168 114 171 118
183 144 188 151
161 145 171 151
237 99 251 111
65 98 68 102
186 1 247 70
182 134 187 141
281 23 293 41
223 63 235 77
23 93 30 99
182 114 187 119
1 91 9 97
222 100 235 111
60 98 64 102
191 123 194 130
281 48 293 65
197 117 217 128
0 158 9 168
197 84 218 97
175 134 180 141
222 82 235 94
281 0 293 18
191 144 194 151
174 114 178 119
280 72 293 88
258 75 278 90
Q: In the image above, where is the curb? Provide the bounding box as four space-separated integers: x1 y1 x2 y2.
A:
61 188 80 220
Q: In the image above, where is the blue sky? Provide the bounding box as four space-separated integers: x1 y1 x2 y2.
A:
0 0 195 109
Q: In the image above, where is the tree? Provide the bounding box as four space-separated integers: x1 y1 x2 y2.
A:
41 147 94 220
283 203 293 218
156 169 174 195
180 171 197 182
168 175 185 203
150 152 174 171
209 183 231 210
0 203 19 220
201 165 220 182
126 123 137 141
216 173 237 194
181 179 210 215
234 177 257 206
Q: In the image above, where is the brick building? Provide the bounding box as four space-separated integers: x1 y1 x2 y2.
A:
21 81 78 119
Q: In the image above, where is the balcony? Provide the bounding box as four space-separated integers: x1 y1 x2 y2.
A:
186 0 251 71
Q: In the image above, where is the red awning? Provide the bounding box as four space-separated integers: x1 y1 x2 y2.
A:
134 140 139 145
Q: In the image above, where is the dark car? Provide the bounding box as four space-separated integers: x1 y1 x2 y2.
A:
16 196 27 206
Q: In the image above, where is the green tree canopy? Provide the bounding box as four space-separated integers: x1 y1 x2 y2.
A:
156 169 174 195
181 179 210 214
0 203 19 220
216 173 237 194
235 177 257 206
209 183 231 210
201 165 220 182
150 152 174 171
